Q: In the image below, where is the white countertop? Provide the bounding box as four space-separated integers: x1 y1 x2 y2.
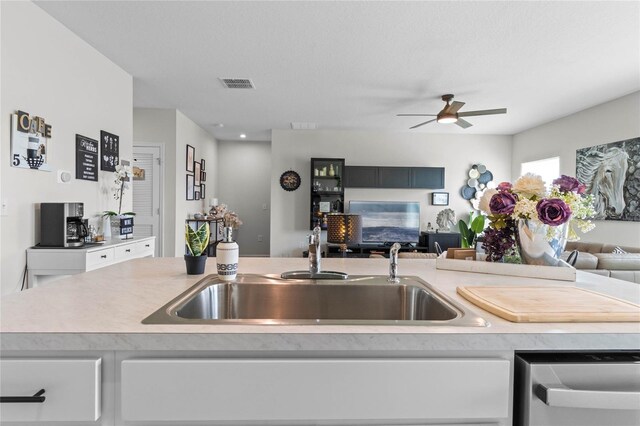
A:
1 257 639 351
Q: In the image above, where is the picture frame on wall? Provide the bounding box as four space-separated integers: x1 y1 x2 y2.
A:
195 191 200 200
201 184 206 198
431 192 449 206
186 174 194 200
194 161 201 186
186 145 195 172
202 171 206 182
201 159 205 171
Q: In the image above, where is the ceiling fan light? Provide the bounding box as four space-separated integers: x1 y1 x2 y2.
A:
437 114 458 124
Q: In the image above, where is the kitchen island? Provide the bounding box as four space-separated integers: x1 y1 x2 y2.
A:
1 257 639 425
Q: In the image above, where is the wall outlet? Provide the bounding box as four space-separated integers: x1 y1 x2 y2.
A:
257 235 263 242
262 203 268 210
1 199 8 216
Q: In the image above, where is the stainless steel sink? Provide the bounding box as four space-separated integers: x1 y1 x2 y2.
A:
142 274 487 326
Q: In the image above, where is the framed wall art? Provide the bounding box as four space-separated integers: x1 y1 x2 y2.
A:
186 174 194 200
100 130 119 171
194 161 201 186
10 110 53 171
186 145 195 172
431 192 449 206
201 159 205 171
76 134 99 181
201 184 206 199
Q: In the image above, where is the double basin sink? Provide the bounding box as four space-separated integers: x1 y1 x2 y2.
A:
143 274 487 327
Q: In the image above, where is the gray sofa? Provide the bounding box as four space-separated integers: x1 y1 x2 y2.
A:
562 242 640 284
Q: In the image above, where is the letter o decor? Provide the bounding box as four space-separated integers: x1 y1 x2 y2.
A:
280 170 301 191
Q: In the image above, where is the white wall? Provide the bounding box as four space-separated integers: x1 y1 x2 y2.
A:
217 140 271 256
512 91 640 247
0 1 132 295
270 129 512 257
133 108 177 256
175 110 218 256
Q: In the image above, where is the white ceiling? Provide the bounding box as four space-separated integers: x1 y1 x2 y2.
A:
36 1 640 141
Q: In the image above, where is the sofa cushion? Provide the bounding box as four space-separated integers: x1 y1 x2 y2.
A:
594 253 640 270
610 270 640 284
561 251 599 269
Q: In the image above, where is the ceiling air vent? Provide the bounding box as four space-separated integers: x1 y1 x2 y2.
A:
219 78 255 89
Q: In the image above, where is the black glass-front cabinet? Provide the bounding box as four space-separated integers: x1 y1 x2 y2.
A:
310 158 345 230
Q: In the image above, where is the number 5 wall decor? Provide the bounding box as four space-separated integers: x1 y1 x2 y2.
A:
10 110 53 171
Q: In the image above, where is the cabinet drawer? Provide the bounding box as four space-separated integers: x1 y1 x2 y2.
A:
135 239 154 257
0 358 101 421
122 358 509 422
114 243 137 260
86 248 114 268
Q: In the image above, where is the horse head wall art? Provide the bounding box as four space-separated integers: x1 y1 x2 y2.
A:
576 137 639 221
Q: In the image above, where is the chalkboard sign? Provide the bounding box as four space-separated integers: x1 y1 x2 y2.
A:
76 134 99 181
119 216 134 238
100 130 119 171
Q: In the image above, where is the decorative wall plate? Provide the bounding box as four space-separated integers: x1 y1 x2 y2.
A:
280 170 301 191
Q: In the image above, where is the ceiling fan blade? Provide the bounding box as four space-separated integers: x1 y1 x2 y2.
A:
446 101 465 114
410 119 437 129
458 108 507 117
396 113 437 116
456 118 473 129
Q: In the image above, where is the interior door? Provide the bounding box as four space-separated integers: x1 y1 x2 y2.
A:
133 145 161 256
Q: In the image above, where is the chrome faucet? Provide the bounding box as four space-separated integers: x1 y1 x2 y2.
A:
388 243 401 283
309 226 322 276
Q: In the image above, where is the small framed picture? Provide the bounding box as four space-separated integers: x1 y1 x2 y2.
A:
201 159 205 171
195 191 201 200
201 184 206 198
431 192 449 206
186 145 195 172
194 161 201 186
186 174 194 200
202 171 206 182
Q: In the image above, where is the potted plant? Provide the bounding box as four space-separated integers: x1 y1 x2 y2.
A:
458 211 486 249
185 222 210 275
103 164 135 239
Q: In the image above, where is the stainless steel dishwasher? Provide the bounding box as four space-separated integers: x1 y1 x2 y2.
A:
515 352 640 426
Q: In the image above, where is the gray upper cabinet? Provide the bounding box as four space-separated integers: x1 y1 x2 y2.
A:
410 167 445 189
343 166 378 188
378 167 411 188
345 166 444 189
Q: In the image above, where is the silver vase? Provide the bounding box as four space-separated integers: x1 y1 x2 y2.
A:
515 219 569 266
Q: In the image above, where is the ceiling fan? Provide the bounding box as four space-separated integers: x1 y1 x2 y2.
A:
397 94 507 129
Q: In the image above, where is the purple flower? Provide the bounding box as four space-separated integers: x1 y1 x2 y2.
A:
489 192 518 215
537 198 572 225
496 182 512 192
482 222 516 262
553 175 586 194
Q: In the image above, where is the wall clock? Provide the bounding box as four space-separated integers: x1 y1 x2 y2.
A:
280 170 301 191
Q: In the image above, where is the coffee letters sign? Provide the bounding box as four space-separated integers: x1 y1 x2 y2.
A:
10 110 53 171
76 134 99 181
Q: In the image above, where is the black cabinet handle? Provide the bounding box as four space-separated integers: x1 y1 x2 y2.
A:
1 389 46 403
145 244 150 247
100 254 107 259
125 249 131 252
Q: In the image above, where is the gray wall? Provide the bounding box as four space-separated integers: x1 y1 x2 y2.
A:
512 91 640 247
217 140 271 256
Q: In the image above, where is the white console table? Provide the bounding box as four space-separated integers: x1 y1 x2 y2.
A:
26 237 155 288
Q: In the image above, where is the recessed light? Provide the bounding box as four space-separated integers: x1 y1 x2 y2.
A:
240 134 246 139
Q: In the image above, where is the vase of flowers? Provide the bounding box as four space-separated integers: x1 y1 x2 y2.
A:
103 164 135 239
479 174 595 266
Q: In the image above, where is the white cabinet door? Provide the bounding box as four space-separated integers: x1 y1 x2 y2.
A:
121 358 509 422
1 358 101 421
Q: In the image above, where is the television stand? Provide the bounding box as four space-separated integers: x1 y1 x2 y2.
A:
326 243 431 258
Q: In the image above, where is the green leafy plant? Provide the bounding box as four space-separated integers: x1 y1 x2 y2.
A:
185 223 210 256
458 212 486 248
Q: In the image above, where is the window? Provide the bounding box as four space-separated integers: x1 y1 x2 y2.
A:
520 157 560 188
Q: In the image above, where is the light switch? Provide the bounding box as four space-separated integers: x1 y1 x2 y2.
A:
1 199 8 216
262 203 268 210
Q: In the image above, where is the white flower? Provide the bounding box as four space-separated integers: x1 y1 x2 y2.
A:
512 173 547 199
478 189 498 215
513 198 537 220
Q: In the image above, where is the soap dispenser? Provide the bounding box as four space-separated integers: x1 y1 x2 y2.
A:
216 227 239 281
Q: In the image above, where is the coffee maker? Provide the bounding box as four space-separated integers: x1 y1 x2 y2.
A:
40 202 87 247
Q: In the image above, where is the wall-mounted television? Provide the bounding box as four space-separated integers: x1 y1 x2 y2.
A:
348 201 420 244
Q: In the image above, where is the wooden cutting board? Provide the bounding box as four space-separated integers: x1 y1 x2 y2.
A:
457 286 640 323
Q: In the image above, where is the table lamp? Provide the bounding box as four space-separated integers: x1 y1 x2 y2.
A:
327 213 362 256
